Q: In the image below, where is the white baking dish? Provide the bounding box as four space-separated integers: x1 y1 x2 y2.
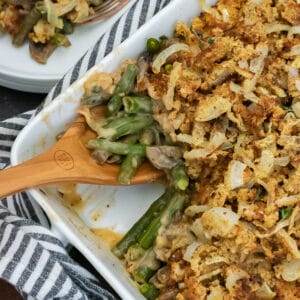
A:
11 0 216 298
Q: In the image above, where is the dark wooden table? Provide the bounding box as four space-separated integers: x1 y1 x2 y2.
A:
0 86 45 121
0 85 119 299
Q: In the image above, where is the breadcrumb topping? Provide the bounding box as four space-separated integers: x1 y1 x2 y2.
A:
138 0 300 298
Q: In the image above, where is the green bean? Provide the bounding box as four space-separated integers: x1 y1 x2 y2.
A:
159 35 168 43
107 64 139 115
112 190 173 258
161 192 189 224
121 134 140 144
118 152 145 185
130 249 161 292
164 63 173 72
123 96 153 114
133 266 156 284
138 214 161 249
146 38 160 53
50 33 70 47
87 139 145 156
171 165 189 191
139 128 155 146
103 115 153 141
13 7 41 47
126 243 145 261
139 283 159 300
138 192 189 249
62 18 74 34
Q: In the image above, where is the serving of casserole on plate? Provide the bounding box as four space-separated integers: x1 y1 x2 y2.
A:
0 0 112 64
11 0 300 299
0 0 135 92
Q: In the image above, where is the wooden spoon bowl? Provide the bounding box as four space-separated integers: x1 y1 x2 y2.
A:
0 107 163 199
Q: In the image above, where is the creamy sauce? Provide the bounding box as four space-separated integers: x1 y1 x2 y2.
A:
91 228 123 248
41 112 52 129
90 210 102 222
58 180 121 248
59 184 120 248
59 183 86 213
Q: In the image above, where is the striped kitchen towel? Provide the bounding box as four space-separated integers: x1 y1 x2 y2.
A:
0 0 171 299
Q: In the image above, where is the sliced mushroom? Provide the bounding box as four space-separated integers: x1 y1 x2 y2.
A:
106 155 122 164
156 266 171 284
91 149 110 165
91 149 121 165
136 52 151 91
29 41 57 64
146 146 182 170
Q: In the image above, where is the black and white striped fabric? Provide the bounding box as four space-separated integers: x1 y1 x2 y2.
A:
0 0 171 299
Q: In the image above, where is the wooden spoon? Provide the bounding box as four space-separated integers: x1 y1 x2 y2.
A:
0 106 163 199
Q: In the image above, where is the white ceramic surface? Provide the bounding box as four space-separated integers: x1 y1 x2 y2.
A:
11 0 217 298
0 0 136 93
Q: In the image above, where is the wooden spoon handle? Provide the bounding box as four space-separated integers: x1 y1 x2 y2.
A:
0 120 88 199
0 149 76 199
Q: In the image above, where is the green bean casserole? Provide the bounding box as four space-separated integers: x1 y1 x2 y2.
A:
73 0 300 299
0 0 106 63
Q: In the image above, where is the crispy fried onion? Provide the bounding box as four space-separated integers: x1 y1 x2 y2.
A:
162 62 182 110
198 0 222 20
292 102 300 117
45 0 77 28
265 23 300 38
277 259 300 282
276 195 300 207
199 268 222 282
201 207 240 239
276 229 300 259
255 212 300 238
196 95 232 122
265 23 291 34
243 43 269 93
256 283 276 299
152 43 190 74
183 241 202 261
225 266 248 294
229 82 259 103
185 205 210 217
226 160 253 190
288 25 300 38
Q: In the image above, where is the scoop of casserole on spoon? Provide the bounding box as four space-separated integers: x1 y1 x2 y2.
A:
0 106 163 199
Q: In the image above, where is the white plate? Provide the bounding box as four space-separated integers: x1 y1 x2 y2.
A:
0 0 135 93
11 0 216 298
